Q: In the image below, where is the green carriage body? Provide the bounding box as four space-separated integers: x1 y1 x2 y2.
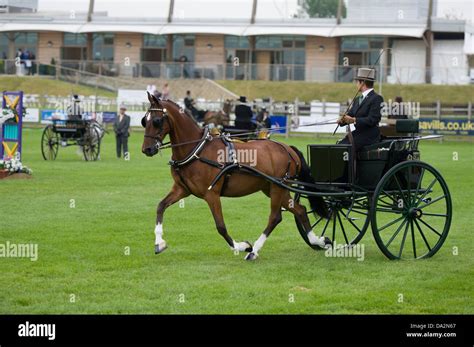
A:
294 120 452 260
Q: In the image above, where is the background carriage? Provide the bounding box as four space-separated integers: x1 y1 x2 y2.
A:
41 118 104 161
290 119 452 260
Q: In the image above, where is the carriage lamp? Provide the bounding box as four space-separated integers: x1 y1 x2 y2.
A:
47 41 53 48
319 45 325 52
207 43 213 49
126 42 132 48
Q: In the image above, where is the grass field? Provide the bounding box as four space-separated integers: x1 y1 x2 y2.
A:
0 127 472 314
0 76 116 98
218 80 474 104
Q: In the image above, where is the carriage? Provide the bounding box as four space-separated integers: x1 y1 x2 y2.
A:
41 118 104 161
286 119 452 260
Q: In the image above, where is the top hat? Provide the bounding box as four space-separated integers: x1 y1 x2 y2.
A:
239 96 247 103
355 68 376 82
119 103 127 110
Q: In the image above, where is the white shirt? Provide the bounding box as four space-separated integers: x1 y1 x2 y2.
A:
361 88 374 101
353 88 373 125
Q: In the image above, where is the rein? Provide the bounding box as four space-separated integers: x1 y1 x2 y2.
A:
144 110 339 151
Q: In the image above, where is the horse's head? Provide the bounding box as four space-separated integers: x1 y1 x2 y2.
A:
141 92 172 157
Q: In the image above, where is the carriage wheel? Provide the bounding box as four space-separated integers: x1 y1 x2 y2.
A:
83 127 101 161
41 125 59 160
371 161 452 260
294 192 370 250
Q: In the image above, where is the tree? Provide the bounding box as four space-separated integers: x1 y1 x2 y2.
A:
303 0 346 18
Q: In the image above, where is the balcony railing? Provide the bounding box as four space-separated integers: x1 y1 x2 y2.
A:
1 59 471 84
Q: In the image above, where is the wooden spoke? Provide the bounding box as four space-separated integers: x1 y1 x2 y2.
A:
385 219 408 248
311 217 323 230
417 217 442 237
398 221 410 258
320 215 332 237
336 211 350 244
415 177 437 206
416 195 446 210
410 220 417 258
378 215 406 232
414 219 431 252
413 167 425 205
421 212 448 218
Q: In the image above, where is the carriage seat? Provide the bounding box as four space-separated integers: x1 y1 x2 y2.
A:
358 119 419 160
395 119 419 134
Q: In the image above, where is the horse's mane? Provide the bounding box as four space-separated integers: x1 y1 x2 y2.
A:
160 98 200 127
161 98 181 110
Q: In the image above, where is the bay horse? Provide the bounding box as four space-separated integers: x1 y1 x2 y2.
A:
202 99 232 127
141 92 331 260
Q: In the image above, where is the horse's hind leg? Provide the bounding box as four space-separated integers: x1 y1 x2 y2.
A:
205 192 253 254
245 185 284 261
284 193 331 249
154 183 189 254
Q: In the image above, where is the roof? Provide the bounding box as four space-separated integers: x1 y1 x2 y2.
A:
0 14 430 38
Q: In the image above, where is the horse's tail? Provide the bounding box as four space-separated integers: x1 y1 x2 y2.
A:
290 145 330 219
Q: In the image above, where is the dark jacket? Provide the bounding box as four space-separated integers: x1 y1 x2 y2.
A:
346 90 383 151
235 103 254 129
114 114 131 137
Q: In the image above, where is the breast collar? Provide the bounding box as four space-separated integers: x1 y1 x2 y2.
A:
169 126 212 168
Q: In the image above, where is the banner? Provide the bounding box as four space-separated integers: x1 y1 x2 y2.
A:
270 115 287 134
101 112 117 123
23 108 39 123
291 101 345 134
419 118 474 136
40 110 67 124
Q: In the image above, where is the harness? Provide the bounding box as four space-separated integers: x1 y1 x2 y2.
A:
143 107 299 194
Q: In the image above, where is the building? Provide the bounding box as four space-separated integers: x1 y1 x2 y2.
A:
0 0 38 14
0 0 472 84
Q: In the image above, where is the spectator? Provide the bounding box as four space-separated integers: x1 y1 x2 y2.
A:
256 106 271 129
24 50 32 75
388 96 408 120
113 104 131 159
161 83 170 100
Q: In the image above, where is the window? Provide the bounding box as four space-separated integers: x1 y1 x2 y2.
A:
254 36 306 81
142 35 167 62
92 33 114 61
62 33 87 60
172 34 194 62
224 36 253 79
224 36 250 49
0 34 8 59
64 33 87 47
338 36 385 82
14 32 38 57
143 34 167 48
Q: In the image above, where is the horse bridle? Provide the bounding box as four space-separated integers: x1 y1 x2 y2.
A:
142 107 170 150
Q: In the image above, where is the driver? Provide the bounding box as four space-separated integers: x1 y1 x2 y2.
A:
184 90 206 121
338 68 384 151
67 94 83 120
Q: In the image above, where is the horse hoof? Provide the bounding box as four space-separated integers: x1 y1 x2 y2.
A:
245 252 258 261
155 243 168 254
243 241 253 253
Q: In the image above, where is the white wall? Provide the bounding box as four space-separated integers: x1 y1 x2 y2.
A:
432 40 469 84
388 40 426 84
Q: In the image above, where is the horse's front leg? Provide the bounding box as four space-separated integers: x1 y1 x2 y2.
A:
154 183 189 254
204 192 253 254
